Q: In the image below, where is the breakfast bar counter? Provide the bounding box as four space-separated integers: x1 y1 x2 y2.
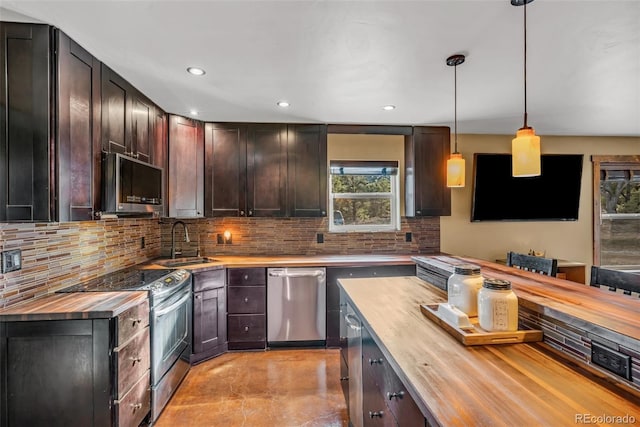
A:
338 274 640 426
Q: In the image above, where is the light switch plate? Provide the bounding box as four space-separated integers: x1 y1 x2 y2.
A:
1 249 22 273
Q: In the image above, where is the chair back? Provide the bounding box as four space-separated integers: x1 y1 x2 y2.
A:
590 266 640 297
506 251 558 276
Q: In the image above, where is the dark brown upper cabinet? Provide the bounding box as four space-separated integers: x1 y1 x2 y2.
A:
168 114 204 218
153 108 168 217
56 29 102 222
0 23 53 222
287 124 327 217
204 123 247 217
101 64 155 164
204 123 327 218
405 126 451 216
246 123 288 217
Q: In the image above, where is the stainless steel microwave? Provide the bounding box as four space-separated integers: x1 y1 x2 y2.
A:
102 153 163 216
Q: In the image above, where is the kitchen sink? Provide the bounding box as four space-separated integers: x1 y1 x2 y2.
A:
153 257 219 268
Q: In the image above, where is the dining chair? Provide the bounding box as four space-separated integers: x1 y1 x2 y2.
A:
590 266 640 297
506 251 558 277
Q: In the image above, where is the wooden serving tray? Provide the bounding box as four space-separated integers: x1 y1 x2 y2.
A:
420 303 543 346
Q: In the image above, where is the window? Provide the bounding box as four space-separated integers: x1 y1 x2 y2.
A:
593 156 640 267
329 161 400 232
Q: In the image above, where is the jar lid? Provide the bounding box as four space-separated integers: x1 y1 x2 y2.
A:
454 263 481 276
482 278 511 290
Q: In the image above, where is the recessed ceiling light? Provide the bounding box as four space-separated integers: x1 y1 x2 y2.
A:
187 67 206 76
190 110 199 116
382 105 396 111
277 101 290 107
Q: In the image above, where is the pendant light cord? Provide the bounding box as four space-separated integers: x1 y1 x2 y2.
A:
523 0 528 129
454 63 458 153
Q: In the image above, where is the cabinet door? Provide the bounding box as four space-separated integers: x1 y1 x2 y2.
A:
193 288 226 354
204 123 247 217
168 114 204 218
130 92 153 163
246 123 287 217
405 126 451 216
0 23 52 222
101 64 130 156
56 29 101 221
287 124 328 217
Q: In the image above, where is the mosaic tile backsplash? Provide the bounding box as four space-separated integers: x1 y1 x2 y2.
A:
0 219 161 308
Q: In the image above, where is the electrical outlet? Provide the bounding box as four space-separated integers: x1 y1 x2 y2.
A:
317 233 324 244
405 232 412 242
141 237 145 249
591 342 631 380
1 249 22 273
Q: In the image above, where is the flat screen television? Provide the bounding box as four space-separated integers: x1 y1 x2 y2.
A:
471 153 583 221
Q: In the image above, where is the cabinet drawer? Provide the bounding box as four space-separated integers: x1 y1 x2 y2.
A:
117 300 150 346
115 369 150 427
228 268 266 286
193 269 225 292
363 366 396 427
227 286 265 314
227 314 265 342
115 326 150 399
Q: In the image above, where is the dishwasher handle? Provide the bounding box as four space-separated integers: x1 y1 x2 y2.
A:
268 270 325 278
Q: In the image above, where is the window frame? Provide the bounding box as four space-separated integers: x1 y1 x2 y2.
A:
328 162 401 233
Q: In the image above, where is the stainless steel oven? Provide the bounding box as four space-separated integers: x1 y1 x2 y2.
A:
149 278 192 422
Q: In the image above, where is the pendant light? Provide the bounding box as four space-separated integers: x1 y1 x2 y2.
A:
446 54 466 188
511 0 541 177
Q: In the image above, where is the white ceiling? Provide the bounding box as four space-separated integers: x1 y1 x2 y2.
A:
1 0 639 137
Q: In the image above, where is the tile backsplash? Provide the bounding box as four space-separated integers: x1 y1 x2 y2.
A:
0 219 161 308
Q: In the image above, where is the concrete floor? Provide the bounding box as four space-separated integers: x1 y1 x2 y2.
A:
154 348 348 427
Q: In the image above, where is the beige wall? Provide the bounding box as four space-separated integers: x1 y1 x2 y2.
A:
327 133 406 213
441 134 640 268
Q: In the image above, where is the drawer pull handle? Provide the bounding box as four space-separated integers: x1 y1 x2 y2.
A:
369 411 384 419
340 376 349 381
131 403 143 410
244 326 250 332
243 297 249 303
368 358 383 365
130 318 142 325
387 391 405 400
130 356 142 364
243 274 249 281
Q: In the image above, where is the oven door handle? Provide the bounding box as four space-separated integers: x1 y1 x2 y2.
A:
154 292 191 317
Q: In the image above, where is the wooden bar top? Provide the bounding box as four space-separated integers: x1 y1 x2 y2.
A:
339 276 640 427
0 291 148 321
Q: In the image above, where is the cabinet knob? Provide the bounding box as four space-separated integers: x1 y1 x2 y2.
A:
129 356 142 364
340 376 349 381
243 297 249 303
244 326 250 332
369 411 384 419
243 274 249 281
240 210 245 216
130 403 143 410
130 318 142 325
417 210 422 214
368 358 383 365
195 295 200 299
321 210 326 215
387 391 405 400
248 210 253 216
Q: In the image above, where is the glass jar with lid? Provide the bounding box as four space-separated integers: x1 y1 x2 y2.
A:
447 263 483 316
477 278 518 332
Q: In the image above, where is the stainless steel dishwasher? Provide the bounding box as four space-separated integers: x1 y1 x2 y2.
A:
267 267 326 346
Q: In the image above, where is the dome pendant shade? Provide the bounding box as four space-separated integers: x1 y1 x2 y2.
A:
446 153 465 187
512 128 541 177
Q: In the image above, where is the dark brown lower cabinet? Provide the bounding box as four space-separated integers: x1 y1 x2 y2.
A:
0 300 151 427
192 269 227 364
361 326 425 427
227 268 266 350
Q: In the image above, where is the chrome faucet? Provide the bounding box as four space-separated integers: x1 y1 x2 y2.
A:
170 221 190 259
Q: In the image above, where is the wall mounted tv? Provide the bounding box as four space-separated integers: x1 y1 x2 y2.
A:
471 153 583 221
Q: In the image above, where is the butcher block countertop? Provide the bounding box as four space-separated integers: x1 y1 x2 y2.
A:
0 291 148 321
338 275 640 427
146 254 416 270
